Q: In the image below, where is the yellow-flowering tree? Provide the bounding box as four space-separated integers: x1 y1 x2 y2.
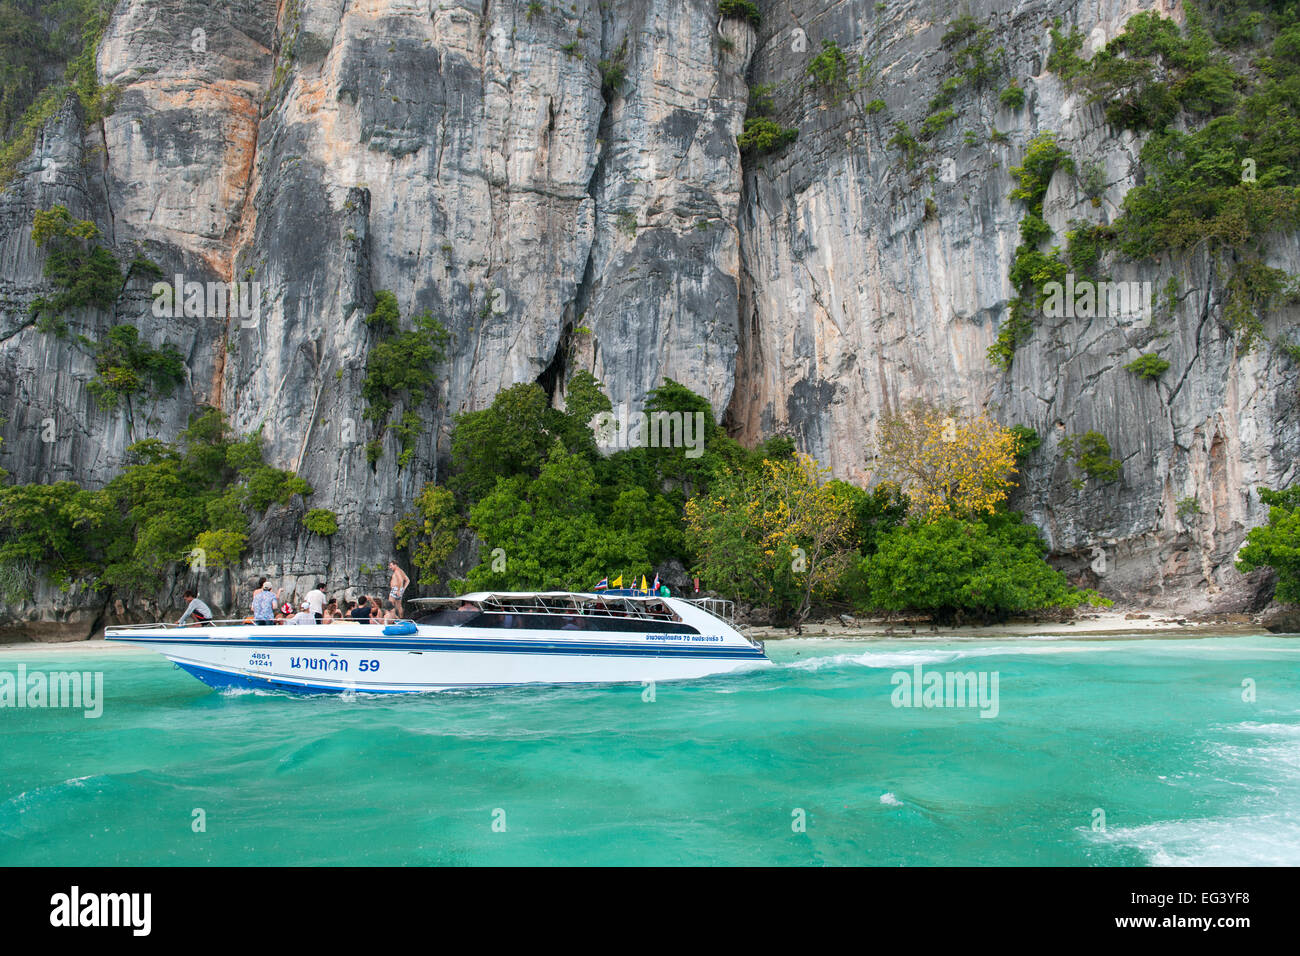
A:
875 402 1021 517
685 454 858 625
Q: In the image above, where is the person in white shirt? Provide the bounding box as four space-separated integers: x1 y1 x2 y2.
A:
304 581 328 623
289 602 317 625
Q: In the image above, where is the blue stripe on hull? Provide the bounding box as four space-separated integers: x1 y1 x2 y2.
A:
175 661 409 695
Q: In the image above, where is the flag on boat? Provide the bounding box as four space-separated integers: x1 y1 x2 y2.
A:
611 575 623 588
594 577 609 591
652 573 660 592
640 575 649 592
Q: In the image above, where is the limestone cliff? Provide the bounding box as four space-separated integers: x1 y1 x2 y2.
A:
0 0 1295 638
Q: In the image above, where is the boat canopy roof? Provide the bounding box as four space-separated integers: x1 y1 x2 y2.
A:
410 591 683 623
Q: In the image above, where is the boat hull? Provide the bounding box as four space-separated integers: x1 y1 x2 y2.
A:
107 625 770 694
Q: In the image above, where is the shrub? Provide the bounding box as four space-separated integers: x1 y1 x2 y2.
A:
990 133 1075 368
738 117 798 156
859 512 1109 622
999 82 1026 109
1010 425 1041 461
920 107 957 138
303 508 339 536
808 40 849 102
598 58 627 98
1061 431 1122 486
1124 353 1171 379
887 121 923 168
29 205 123 325
718 0 760 27
85 325 185 409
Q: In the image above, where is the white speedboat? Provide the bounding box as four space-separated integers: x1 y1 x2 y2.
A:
104 591 769 693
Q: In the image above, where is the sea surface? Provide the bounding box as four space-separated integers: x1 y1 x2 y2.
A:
1 634 1298 866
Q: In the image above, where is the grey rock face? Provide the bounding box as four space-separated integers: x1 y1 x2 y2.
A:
0 0 1296 638
732 0 1299 611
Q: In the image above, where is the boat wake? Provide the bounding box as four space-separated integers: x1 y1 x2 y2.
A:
1089 718 1300 866
775 642 1105 672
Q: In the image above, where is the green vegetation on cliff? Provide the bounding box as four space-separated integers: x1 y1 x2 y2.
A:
362 291 449 468
1237 486 1300 602
0 0 119 184
0 410 315 596
1037 4 1300 358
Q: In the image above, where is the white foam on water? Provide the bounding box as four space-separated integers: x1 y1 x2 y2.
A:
2 774 105 816
880 792 902 806
1096 717 1300 865
1092 812 1300 866
778 642 1104 672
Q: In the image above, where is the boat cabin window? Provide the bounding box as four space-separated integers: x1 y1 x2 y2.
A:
415 608 483 627
414 606 699 634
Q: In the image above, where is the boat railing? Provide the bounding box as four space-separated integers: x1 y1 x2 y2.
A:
108 618 418 630
682 597 735 625
106 619 258 630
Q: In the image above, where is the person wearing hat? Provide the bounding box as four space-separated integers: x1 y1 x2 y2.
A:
289 601 317 625
251 578 279 625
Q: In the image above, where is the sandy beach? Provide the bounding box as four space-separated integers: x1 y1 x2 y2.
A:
748 610 1271 640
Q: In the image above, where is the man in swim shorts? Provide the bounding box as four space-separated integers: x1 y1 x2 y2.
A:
388 560 410 618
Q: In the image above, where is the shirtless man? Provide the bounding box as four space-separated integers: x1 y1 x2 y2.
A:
388 561 410 618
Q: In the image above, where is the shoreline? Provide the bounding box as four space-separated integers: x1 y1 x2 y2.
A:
748 610 1274 640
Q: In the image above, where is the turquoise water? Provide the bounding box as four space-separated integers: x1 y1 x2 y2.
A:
1 635 1298 866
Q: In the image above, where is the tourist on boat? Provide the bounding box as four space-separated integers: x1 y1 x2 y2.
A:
350 596 373 622
323 599 340 623
252 579 278 625
382 608 397 624
305 581 328 623
289 601 317 625
177 590 213 626
388 561 410 617
458 600 479 611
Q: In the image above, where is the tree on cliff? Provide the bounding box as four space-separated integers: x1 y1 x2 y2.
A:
1237 486 1300 603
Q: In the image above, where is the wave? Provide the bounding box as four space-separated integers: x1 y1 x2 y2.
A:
776 643 1105 672
1091 811 1300 866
